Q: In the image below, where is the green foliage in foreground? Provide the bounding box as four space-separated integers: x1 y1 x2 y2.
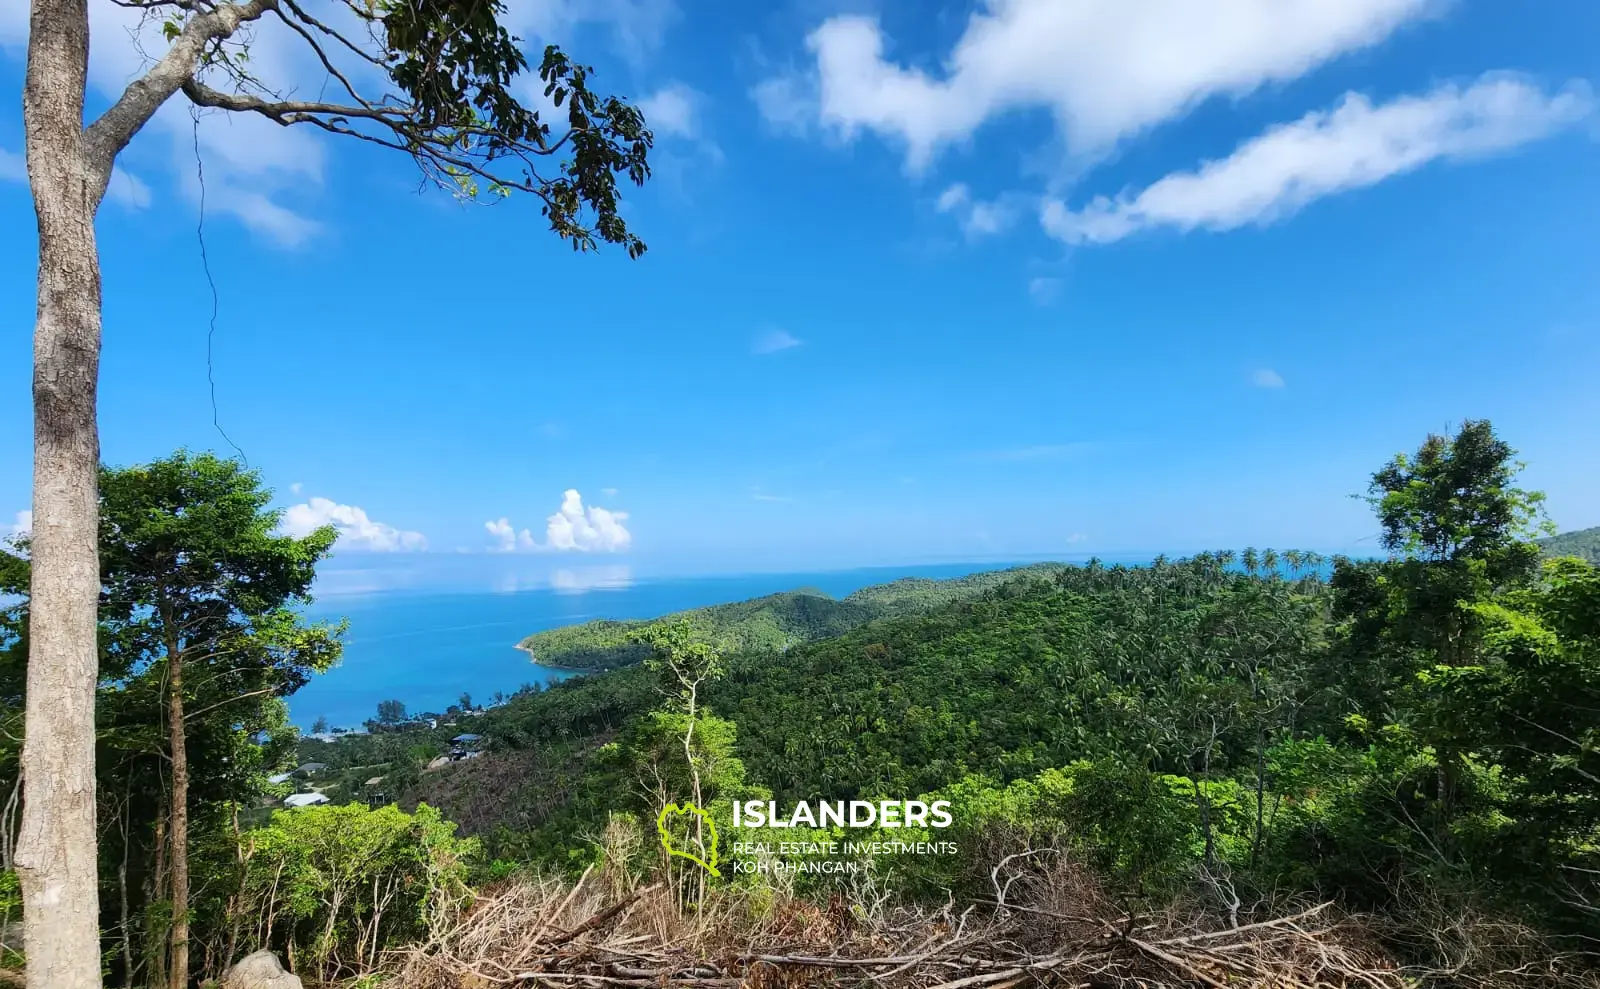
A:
514 564 1070 669
231 803 476 979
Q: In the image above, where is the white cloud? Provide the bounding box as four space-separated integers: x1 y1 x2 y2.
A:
545 489 632 552
487 490 632 554
753 328 803 355
601 487 620 497
768 0 1435 170
936 183 970 212
485 517 539 552
281 497 427 551
751 75 818 136
289 482 303 494
1252 368 1286 389
5 511 30 548
639 83 699 138
1028 276 1062 306
1042 74 1593 245
935 182 1017 238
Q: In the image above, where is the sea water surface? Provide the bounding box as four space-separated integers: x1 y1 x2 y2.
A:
290 557 1080 729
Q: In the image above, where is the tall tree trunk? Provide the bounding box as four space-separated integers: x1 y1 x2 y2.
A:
166 646 191 989
18 0 106 985
150 814 169 989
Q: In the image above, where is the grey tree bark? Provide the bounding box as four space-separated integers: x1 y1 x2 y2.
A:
20 2 270 984
19 0 108 985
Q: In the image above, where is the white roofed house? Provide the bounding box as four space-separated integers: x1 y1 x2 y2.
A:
283 792 330 808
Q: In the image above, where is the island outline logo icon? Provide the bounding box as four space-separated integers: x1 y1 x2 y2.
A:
656 801 721 877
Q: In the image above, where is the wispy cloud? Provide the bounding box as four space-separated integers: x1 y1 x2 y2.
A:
3 147 150 211
934 182 1019 238
752 328 803 355
971 442 1093 462
1028 277 1063 306
751 485 794 502
1042 74 1593 246
1252 368 1286 389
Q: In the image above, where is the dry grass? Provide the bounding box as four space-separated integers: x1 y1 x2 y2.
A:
375 850 1455 989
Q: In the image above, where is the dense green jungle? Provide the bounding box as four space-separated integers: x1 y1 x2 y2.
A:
1 419 1596 988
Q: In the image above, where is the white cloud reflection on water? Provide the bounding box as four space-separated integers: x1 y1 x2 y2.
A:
311 552 634 599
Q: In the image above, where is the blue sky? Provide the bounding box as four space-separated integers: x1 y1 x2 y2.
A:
1 0 1597 579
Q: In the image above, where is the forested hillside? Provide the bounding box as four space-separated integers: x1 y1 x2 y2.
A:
515 564 1068 669
1540 525 1600 562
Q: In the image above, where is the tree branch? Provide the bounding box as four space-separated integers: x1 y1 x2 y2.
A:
83 0 276 175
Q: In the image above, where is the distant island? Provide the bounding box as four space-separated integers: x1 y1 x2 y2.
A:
514 562 1071 669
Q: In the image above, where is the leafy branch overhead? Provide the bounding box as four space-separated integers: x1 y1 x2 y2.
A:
143 0 653 255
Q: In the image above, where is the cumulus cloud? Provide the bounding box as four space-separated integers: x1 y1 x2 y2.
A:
545 490 632 552
1042 74 1593 245
485 517 537 552
1252 368 1286 389
281 497 427 551
753 328 803 355
762 0 1434 170
486 490 632 554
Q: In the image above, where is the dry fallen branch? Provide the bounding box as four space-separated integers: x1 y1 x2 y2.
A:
376 865 1441 989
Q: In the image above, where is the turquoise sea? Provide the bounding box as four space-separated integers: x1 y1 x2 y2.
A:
290 556 1088 730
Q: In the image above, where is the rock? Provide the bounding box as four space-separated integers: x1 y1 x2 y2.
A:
223 950 303 989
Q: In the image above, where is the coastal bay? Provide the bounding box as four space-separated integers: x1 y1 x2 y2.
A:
289 559 1060 729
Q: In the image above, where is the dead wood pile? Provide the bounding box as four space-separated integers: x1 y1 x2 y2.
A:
383 862 1426 989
